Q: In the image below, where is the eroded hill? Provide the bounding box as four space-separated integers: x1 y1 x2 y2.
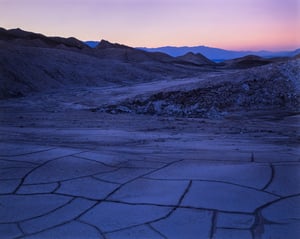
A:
0 27 299 119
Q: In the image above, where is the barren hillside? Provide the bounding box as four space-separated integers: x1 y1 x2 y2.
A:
0 28 219 99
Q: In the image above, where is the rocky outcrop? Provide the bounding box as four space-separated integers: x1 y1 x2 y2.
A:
103 59 300 118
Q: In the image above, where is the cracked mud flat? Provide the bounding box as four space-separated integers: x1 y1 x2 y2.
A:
0 75 300 239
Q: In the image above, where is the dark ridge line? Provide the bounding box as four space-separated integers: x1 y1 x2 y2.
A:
209 211 218 239
75 159 186 225
171 180 193 212
103 158 185 200
104 223 168 239
17 222 25 237
16 199 98 238
102 218 169 235
1 194 268 235
91 175 121 185
72 154 120 168
13 191 102 203
102 182 202 235
12 150 89 194
53 170 119 184
52 182 61 193
172 204 254 215
95 187 273 215
15 220 74 239
251 193 300 238
16 171 122 195
17 157 118 186
104 181 193 234
254 193 300 213
0 192 17 196
6 197 74 225
14 187 58 196
101 203 171 234
92 170 155 185
251 152 255 162
53 191 106 202
142 176 280 197
261 164 275 191
251 210 265 239
0 147 56 157
12 159 58 194
76 219 107 239
103 198 183 208
147 223 169 239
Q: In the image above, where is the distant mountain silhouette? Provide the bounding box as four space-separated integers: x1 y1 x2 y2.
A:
94 40 215 65
85 41 99 48
138 45 300 61
85 41 300 61
85 39 215 65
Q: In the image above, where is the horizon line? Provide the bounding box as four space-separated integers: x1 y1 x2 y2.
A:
3 26 300 53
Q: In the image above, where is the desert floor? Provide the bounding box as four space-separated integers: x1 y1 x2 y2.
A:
0 79 299 239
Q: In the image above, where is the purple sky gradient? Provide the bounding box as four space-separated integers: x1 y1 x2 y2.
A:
0 0 299 50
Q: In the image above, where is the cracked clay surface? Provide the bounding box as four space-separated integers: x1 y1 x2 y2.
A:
0 104 299 239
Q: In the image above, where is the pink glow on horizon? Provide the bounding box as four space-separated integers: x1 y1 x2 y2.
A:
0 0 299 51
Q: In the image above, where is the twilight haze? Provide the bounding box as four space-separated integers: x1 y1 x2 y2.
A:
0 0 299 50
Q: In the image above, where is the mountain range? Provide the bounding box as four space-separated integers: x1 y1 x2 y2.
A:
139 46 300 62
86 41 300 62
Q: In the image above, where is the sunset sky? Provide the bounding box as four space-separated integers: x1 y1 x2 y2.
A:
0 0 299 50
